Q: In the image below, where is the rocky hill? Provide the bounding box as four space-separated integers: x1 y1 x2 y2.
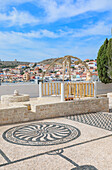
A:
0 58 60 68
0 61 30 68
38 58 57 65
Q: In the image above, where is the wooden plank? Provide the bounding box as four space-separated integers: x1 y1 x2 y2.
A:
45 83 46 96
87 83 89 97
54 83 55 95
51 83 52 95
70 83 72 95
84 83 86 97
48 83 49 95
57 83 58 95
81 83 83 98
90 83 92 97
74 83 76 98
77 83 79 98
60 83 61 95
80 83 82 98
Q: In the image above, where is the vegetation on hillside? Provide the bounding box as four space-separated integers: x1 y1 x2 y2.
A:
0 61 30 69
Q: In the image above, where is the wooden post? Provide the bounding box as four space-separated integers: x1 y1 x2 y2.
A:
87 83 89 97
51 83 52 95
57 83 58 95
60 83 61 95
90 83 91 97
80 83 82 98
77 84 79 98
54 83 55 95
84 83 86 97
45 83 46 96
74 83 76 98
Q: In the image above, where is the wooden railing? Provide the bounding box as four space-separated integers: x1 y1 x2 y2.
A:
64 82 94 98
42 82 61 96
42 82 94 98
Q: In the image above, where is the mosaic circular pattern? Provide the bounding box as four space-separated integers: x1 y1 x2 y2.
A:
3 122 80 146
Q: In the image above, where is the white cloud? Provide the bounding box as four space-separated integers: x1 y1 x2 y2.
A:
1 0 112 25
71 22 111 37
0 20 110 41
37 0 112 23
18 30 60 38
0 21 110 62
0 30 100 62
0 8 39 26
0 0 112 61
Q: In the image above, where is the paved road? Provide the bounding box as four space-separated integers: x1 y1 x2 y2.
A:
0 84 39 98
0 112 112 170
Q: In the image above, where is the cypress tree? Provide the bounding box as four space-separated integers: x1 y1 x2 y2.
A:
106 38 112 79
97 38 112 83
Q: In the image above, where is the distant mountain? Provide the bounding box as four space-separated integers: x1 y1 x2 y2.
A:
38 58 57 65
0 61 30 68
0 57 61 68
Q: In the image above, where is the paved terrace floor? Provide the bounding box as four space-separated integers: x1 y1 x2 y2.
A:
0 96 61 108
0 112 112 170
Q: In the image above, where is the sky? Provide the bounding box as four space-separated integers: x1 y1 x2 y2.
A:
0 0 112 62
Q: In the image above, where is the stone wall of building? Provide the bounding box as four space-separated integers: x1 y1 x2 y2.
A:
0 97 109 125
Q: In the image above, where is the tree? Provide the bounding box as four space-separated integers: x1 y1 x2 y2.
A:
107 57 112 79
97 38 112 83
106 38 112 79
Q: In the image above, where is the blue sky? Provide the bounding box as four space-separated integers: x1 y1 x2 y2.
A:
0 0 112 62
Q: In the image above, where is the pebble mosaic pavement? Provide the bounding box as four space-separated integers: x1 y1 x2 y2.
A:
0 112 112 170
3 122 80 146
67 112 112 131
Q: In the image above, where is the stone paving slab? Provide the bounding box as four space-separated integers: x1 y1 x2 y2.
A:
0 112 112 170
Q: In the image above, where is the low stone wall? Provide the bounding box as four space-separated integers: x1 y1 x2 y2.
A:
0 97 109 125
33 97 109 120
96 82 112 95
0 106 28 125
107 93 112 111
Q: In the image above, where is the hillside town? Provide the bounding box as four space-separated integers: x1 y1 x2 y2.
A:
0 58 98 83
